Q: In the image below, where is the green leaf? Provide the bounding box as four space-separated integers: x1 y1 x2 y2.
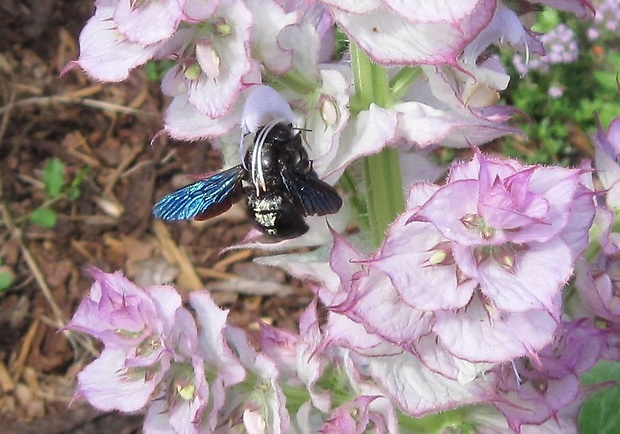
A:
593 71 620 92
145 59 175 81
598 102 620 128
0 268 15 293
607 53 620 69
30 207 58 228
67 166 91 200
532 9 561 33
42 157 65 199
579 361 620 433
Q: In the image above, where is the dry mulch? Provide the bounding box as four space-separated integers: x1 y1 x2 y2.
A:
0 2 313 432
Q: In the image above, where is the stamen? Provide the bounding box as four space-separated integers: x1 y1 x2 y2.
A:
510 360 523 387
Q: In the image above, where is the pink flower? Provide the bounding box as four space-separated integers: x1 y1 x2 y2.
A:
575 251 620 328
595 116 620 209
261 300 400 432
159 0 254 119
393 98 521 150
67 0 165 81
144 353 210 434
320 396 388 434
68 271 253 431
492 319 606 431
66 268 174 351
74 347 170 412
318 0 496 67
321 306 496 417
260 301 334 417
113 0 186 45
225 326 290 433
245 0 301 75
352 151 593 364
187 292 246 431
406 151 590 313
66 269 183 411
461 3 543 89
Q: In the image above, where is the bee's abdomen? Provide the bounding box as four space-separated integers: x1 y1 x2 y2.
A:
246 189 308 238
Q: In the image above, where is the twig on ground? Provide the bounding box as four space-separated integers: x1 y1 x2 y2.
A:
0 94 157 117
213 250 253 271
0 203 98 360
153 220 204 290
0 89 16 143
103 141 145 195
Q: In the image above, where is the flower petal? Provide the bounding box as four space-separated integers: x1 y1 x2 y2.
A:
324 0 495 66
76 348 163 412
317 104 397 183
434 295 558 362
164 92 242 140
395 101 518 149
453 239 571 314
246 0 297 74
241 85 296 135
368 351 493 417
114 0 184 45
190 291 246 386
75 1 161 81
372 215 476 311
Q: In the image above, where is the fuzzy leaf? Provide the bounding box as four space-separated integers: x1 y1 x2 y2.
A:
30 207 58 228
43 157 65 199
579 361 620 433
0 268 15 293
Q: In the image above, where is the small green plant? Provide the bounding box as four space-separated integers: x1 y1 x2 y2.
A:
145 59 176 82
500 9 620 165
28 157 90 228
0 260 15 294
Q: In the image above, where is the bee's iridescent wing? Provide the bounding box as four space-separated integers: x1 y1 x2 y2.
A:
153 166 245 221
280 169 342 217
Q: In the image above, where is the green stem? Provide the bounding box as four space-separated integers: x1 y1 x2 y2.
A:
340 169 370 234
350 43 404 247
390 67 422 101
281 384 311 415
271 69 317 95
350 43 374 109
398 407 476 433
363 149 405 247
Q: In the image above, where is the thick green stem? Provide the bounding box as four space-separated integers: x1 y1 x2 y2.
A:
350 43 404 248
363 149 404 247
273 69 317 95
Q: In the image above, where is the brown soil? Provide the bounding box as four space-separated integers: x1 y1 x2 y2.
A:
0 2 313 432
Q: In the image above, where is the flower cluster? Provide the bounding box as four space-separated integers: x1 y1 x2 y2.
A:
64 0 620 433
264 150 607 430
68 0 548 164
512 23 580 75
575 118 620 347
587 0 620 41
66 269 289 432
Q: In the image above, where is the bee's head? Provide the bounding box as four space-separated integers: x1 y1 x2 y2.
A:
259 122 296 145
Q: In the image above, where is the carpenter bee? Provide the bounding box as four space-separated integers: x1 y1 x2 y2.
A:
152 121 342 239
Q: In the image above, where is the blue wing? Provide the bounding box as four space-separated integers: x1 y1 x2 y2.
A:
281 169 342 217
153 166 245 221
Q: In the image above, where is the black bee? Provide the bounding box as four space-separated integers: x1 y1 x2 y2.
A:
152 121 342 238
